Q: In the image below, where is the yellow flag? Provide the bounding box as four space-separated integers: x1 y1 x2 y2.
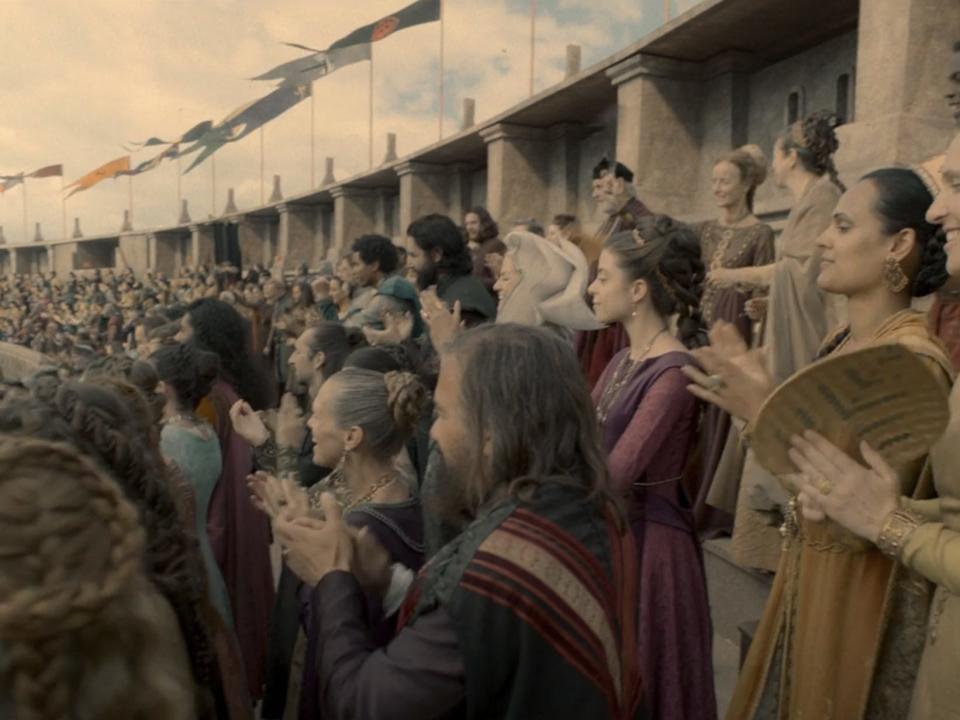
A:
65 156 130 197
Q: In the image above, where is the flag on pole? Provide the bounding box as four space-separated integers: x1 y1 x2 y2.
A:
65 156 130 198
27 164 63 179
124 120 213 151
254 43 371 87
0 174 24 193
181 84 311 173
120 144 180 177
330 0 441 50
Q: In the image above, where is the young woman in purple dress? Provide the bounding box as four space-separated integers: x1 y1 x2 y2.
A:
589 215 716 720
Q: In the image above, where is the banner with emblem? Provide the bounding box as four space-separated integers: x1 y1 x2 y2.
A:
329 0 441 50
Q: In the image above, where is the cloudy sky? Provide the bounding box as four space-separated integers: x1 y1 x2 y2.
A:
0 0 695 242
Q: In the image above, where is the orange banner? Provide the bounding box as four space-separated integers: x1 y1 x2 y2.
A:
65 156 130 197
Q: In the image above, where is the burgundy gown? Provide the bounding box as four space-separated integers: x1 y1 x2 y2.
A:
200 379 276 701
594 349 716 720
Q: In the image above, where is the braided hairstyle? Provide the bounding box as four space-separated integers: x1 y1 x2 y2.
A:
0 437 194 720
779 109 846 191
605 215 708 348
51 381 217 708
862 167 948 297
328 368 429 460
152 343 221 412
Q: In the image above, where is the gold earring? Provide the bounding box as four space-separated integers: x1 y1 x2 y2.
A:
882 256 909 293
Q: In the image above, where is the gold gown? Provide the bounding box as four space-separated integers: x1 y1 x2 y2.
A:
901 379 960 719
727 310 954 720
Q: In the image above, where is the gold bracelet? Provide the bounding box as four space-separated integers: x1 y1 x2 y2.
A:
876 509 923 559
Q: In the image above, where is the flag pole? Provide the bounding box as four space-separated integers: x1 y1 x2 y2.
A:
310 82 316 187
368 49 375 170
529 0 536 97
60 173 66 241
22 179 28 243
211 154 217 218
259 127 265 205
438 0 445 141
177 151 182 217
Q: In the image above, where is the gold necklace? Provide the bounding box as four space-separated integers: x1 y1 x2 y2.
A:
342 473 398 512
595 328 666 425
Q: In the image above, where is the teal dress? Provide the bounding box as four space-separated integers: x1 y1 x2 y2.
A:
161 422 233 626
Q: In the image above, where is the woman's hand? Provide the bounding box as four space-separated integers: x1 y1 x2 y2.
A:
348 526 393 596
229 399 271 448
682 321 773 423
276 392 306 449
744 297 768 322
420 290 463 348
707 267 741 287
275 493 354 586
788 432 900 543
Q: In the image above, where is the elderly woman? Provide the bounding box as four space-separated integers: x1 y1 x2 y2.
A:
494 230 602 337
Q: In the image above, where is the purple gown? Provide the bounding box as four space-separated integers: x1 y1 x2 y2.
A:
594 350 717 720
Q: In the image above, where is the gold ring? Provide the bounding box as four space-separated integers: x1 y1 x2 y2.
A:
815 477 833 496
704 374 725 391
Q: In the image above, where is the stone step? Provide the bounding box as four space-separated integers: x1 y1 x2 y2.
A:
703 538 773 647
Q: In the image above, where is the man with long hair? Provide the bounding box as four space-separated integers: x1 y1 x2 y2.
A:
463 206 505 294
274 324 647 719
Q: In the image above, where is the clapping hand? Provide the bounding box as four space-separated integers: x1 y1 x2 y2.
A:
274 493 354 586
229 399 270 448
363 310 414 346
788 432 900 543
276 392 306 449
682 321 773 424
420 289 463 348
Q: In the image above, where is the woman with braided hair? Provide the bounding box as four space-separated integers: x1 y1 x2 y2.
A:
0 437 195 720
587 216 716 720
251 366 427 719
707 110 846 571
49 381 223 718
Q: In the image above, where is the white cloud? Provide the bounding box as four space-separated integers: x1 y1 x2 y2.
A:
0 0 655 242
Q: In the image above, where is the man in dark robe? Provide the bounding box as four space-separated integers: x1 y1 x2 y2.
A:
274 324 648 720
407 213 497 326
577 158 652 387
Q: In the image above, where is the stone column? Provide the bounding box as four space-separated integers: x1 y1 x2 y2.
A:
838 0 960 177
692 50 764 212
277 203 316 270
118 233 151 275
480 123 549 225
446 163 475 225
396 161 451 233
189 224 216 267
546 123 587 216
313 205 333 266
52 244 77 275
153 233 179 275
606 53 703 217
331 187 378 256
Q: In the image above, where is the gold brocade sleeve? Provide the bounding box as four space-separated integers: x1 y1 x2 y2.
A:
900 514 960 596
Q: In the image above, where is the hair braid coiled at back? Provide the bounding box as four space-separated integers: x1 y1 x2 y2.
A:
52 382 217 701
0 438 145 720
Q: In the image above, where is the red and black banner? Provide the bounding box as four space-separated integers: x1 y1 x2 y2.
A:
330 0 441 50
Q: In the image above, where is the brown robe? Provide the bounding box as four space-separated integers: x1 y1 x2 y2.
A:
727 310 954 720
